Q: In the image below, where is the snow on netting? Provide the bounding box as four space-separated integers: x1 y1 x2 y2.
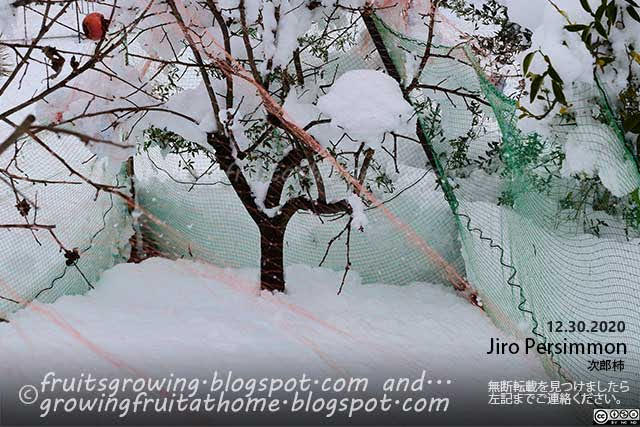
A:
132 12 640 403
367 16 640 404
0 1 133 319
133 158 461 286
0 133 131 318
1 7 638 409
131 34 464 287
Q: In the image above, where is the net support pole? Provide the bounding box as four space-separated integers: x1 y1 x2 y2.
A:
360 9 458 211
360 10 486 306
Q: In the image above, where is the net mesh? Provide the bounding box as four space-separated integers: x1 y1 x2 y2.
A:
1 8 638 409
0 134 131 318
127 13 640 404
367 15 640 404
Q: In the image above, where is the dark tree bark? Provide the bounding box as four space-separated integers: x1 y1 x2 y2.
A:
259 221 286 292
208 130 352 293
208 132 293 293
164 0 356 293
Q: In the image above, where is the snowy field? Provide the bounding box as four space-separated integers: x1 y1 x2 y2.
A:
1 257 540 378
0 257 575 423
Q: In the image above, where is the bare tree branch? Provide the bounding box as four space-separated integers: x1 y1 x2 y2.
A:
0 114 35 157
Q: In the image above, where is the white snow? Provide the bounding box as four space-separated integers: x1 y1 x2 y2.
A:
457 199 640 398
261 2 277 69
317 70 415 148
270 0 315 68
561 118 640 198
347 193 368 230
282 92 322 131
158 81 219 147
0 257 554 417
249 180 279 217
135 152 464 287
499 0 640 136
0 2 18 36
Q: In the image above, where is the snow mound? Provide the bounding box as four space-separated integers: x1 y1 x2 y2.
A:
317 70 414 147
1 259 548 385
0 258 573 423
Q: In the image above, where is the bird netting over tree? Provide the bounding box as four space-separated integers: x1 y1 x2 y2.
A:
366 15 640 404
0 1 638 412
132 12 640 405
0 133 131 316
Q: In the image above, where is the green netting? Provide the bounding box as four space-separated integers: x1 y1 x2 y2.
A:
128 15 640 405
134 146 464 286
2 10 637 411
0 134 131 318
371 14 640 407
132 21 467 287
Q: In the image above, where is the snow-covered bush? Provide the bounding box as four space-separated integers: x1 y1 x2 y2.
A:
506 0 640 237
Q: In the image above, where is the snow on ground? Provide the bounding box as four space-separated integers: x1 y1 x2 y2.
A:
0 257 572 423
3 257 534 377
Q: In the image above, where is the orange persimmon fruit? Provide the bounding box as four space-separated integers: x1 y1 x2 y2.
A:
82 12 108 41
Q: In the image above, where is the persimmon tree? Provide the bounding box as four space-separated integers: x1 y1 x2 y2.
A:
1 0 509 294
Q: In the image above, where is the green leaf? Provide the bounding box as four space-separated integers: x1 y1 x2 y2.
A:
581 28 593 47
530 74 544 104
631 188 640 206
523 51 536 75
595 3 606 21
542 55 563 83
606 1 618 24
580 0 593 13
547 64 563 83
594 20 608 37
627 5 640 22
565 24 589 31
552 81 567 105
623 113 640 133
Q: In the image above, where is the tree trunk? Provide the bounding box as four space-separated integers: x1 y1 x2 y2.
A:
259 222 286 292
